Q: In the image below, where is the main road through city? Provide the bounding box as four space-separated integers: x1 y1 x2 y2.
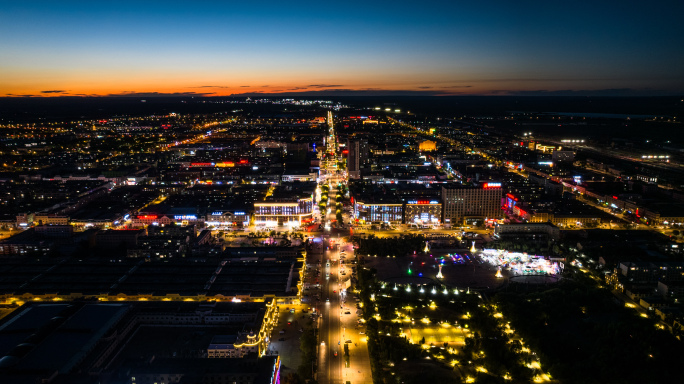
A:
317 238 343 384
318 121 345 383
315 112 372 384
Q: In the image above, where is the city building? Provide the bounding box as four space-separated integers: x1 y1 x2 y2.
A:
96 229 145 249
0 300 279 383
254 183 315 227
418 140 437 151
0 256 303 302
353 198 403 224
0 228 55 256
441 183 503 225
617 261 684 284
33 214 69 226
404 199 442 225
128 356 280 384
347 139 369 179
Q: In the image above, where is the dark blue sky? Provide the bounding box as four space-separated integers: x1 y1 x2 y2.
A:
1 0 682 96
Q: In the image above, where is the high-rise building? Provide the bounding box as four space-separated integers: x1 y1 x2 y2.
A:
347 139 369 178
442 183 503 225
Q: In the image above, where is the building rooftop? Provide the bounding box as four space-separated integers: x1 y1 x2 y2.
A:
0 303 129 381
127 356 278 384
0 257 301 298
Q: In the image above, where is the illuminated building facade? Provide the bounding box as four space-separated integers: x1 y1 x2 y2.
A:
442 183 503 225
33 214 69 226
254 197 313 227
418 140 437 151
354 200 403 223
404 199 442 224
205 210 250 228
132 213 201 227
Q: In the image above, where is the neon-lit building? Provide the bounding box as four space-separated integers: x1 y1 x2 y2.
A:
404 199 442 224
131 208 204 228
132 213 201 227
254 198 313 227
205 210 250 228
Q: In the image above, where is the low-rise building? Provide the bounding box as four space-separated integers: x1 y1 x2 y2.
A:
34 214 69 226
618 261 684 283
205 210 250 228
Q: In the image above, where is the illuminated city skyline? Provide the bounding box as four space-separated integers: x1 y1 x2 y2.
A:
1 0 683 97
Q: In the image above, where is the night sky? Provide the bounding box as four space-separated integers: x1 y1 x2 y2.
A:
1 0 683 97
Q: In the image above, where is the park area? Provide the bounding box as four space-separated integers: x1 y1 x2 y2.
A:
363 250 504 290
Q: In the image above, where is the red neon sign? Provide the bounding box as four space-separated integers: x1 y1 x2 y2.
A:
483 183 502 189
137 215 157 220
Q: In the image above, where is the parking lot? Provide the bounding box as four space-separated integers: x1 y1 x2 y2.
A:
267 303 318 375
